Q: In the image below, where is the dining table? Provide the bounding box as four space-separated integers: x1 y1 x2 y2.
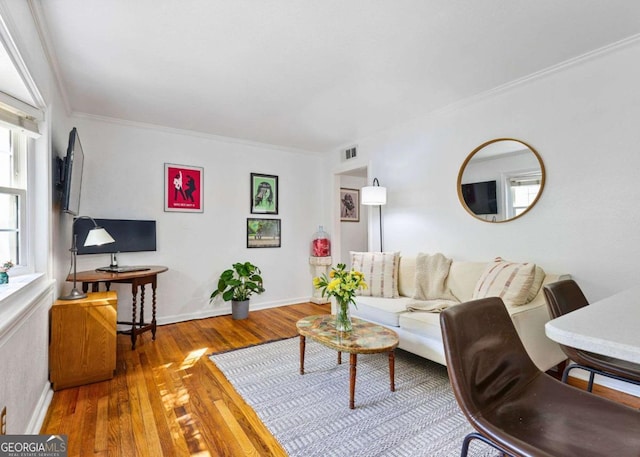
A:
544 285 640 364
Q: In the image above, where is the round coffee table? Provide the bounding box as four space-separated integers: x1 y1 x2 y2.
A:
296 314 399 409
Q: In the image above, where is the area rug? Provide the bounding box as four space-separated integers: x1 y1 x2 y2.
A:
210 337 499 457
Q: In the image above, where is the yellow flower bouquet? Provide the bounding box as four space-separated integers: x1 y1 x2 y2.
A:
314 263 367 331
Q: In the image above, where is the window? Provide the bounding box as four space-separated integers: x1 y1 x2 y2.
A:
505 171 542 219
0 125 27 269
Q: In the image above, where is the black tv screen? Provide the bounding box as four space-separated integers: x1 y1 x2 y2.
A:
461 180 498 215
74 218 156 255
61 127 84 216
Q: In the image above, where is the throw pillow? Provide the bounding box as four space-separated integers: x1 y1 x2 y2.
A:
472 257 536 307
526 265 546 303
412 252 458 302
350 251 400 298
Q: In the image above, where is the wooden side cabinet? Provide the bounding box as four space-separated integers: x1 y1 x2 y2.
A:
49 291 118 391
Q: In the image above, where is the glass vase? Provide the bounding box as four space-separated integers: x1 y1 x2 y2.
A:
0 272 8 285
335 300 353 332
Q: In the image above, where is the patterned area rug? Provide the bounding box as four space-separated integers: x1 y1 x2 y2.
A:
210 337 500 457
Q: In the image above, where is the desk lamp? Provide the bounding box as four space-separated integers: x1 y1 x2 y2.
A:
361 178 387 251
61 216 115 300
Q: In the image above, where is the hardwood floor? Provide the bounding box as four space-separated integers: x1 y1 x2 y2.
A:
40 302 640 456
40 302 330 457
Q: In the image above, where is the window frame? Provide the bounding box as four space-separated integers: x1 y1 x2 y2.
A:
0 126 29 275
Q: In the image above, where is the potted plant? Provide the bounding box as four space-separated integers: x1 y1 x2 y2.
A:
210 261 265 319
0 260 14 285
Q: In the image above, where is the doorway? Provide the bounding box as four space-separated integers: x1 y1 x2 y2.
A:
334 167 368 266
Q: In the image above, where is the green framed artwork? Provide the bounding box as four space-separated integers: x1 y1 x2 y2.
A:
247 218 281 248
251 173 278 214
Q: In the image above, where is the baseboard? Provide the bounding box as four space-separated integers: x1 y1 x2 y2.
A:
26 381 53 434
157 297 311 326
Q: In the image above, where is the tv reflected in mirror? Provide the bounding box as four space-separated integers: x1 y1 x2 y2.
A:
461 180 498 215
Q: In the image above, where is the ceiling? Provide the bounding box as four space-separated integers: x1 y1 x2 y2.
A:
33 0 640 153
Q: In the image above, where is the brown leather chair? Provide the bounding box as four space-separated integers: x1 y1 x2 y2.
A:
543 279 640 391
440 297 640 457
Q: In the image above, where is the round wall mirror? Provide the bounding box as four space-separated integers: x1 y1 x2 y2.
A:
457 138 545 223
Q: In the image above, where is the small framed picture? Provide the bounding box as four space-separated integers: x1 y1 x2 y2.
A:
340 188 360 222
165 163 203 212
251 173 278 214
247 218 281 248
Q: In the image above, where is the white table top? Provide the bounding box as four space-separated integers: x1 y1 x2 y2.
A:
545 286 640 364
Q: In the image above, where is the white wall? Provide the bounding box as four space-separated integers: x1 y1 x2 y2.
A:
331 39 640 303
67 117 327 323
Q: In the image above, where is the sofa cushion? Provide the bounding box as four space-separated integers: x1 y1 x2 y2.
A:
351 296 413 327
351 251 400 298
447 261 488 302
397 256 416 297
399 310 443 340
472 258 536 306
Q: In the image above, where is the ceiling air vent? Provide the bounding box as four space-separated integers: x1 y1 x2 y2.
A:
343 146 358 161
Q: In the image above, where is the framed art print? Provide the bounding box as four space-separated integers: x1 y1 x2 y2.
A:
251 173 278 214
165 163 203 212
340 188 360 222
247 218 281 248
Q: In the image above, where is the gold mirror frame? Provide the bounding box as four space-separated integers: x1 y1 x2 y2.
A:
457 138 545 223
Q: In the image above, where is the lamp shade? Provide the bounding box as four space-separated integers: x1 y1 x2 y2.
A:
84 226 115 247
361 185 387 206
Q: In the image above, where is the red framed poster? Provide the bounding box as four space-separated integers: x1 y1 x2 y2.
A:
164 163 203 212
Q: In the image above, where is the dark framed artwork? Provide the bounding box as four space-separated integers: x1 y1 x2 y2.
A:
340 188 360 222
164 163 203 212
251 173 278 214
247 218 281 248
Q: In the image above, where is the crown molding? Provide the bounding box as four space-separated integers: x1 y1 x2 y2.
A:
71 111 324 156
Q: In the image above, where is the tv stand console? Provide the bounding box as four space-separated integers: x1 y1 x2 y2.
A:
68 266 168 349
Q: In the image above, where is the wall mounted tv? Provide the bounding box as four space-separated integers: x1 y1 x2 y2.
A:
461 180 498 215
74 218 157 255
60 127 84 216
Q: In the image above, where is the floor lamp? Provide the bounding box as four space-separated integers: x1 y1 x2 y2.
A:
61 216 115 300
361 178 387 252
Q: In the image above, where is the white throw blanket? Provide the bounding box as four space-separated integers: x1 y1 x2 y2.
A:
407 252 459 313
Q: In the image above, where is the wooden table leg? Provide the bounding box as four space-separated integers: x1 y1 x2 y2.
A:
349 353 357 409
139 284 146 327
299 335 306 375
151 281 157 340
130 283 138 350
389 350 396 392
337 351 342 365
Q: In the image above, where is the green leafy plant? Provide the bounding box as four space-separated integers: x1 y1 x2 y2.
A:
210 261 265 302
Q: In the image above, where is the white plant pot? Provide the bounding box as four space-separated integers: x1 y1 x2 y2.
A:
232 299 250 320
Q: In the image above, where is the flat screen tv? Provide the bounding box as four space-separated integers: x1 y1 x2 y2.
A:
74 218 157 255
60 127 84 216
461 180 498 215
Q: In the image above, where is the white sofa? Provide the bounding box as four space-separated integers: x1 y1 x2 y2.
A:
344 255 567 372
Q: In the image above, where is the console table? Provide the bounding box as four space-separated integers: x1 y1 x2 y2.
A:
69 266 168 349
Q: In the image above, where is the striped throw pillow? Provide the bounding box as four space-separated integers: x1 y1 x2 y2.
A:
473 258 535 306
350 251 400 298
